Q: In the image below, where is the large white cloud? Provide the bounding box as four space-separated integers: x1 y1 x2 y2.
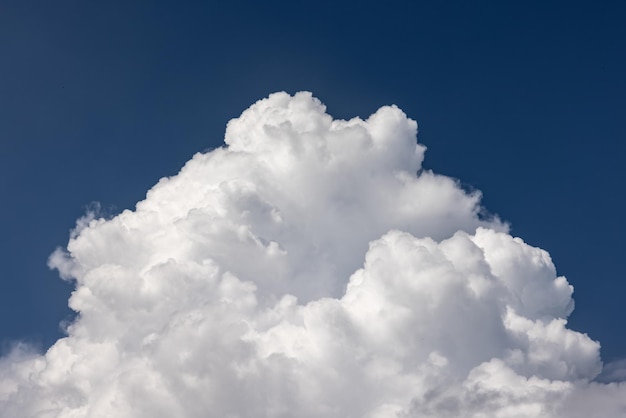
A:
1 92 625 417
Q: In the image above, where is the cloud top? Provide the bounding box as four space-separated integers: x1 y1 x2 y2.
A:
1 92 624 417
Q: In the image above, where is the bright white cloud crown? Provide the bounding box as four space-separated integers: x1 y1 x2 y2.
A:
1 92 624 417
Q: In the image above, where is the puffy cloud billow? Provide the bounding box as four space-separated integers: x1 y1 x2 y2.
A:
2 92 625 417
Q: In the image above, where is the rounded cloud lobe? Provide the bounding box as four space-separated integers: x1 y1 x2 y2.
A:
2 92 625 417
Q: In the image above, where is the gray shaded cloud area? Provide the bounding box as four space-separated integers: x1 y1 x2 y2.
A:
1 93 625 417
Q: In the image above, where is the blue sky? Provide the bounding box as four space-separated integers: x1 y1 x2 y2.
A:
1 0 625 369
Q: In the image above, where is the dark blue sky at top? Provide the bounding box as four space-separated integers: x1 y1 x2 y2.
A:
1 1 625 362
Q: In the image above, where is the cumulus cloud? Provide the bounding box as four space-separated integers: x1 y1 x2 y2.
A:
1 92 625 417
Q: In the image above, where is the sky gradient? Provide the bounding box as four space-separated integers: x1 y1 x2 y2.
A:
1 0 625 379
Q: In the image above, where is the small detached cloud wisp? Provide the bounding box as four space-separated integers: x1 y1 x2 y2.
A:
1 92 625 417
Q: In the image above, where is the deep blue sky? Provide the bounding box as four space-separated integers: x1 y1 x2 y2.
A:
1 1 625 362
